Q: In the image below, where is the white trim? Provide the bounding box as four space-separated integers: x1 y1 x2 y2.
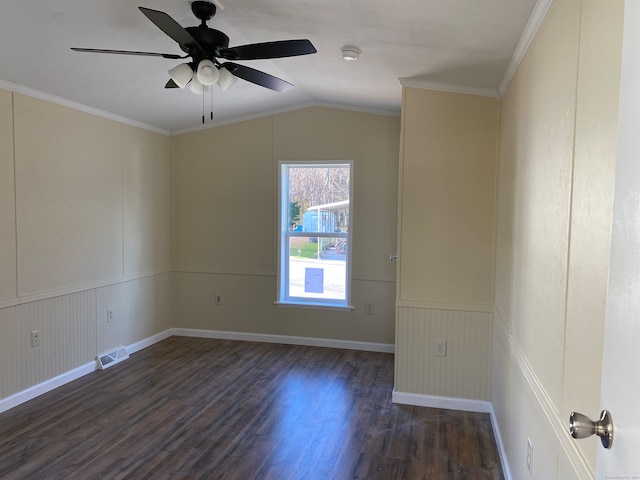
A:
277 160 354 309
398 78 500 98
171 101 400 135
0 79 399 137
396 299 494 313
489 402 514 480
171 328 395 353
0 298 18 309
0 328 173 414
312 101 400 119
127 329 173 354
0 79 169 136
0 327 392 418
352 273 395 283
498 0 555 96
4 270 172 307
392 390 492 413
274 301 355 311
172 266 275 277
0 361 96 414
172 266 395 283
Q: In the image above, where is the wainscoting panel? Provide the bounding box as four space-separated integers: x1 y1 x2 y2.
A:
395 306 492 401
492 309 594 480
96 273 172 354
0 290 97 399
0 273 173 406
0 305 18 400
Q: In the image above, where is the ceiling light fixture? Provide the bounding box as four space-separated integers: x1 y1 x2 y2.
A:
217 66 237 91
341 46 361 61
188 76 210 95
169 61 237 94
196 59 220 86
168 63 194 88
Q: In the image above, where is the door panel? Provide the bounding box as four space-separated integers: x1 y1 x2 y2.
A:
596 1 640 476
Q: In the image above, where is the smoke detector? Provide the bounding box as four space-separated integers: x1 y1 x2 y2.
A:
341 46 361 61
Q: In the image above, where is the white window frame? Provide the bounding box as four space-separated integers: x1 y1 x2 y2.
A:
277 160 353 309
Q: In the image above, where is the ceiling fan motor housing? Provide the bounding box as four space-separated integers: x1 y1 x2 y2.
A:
184 26 229 61
191 1 216 22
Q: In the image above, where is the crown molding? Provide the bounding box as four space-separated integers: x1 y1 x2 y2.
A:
398 78 500 98
170 100 400 135
498 0 555 96
0 79 170 135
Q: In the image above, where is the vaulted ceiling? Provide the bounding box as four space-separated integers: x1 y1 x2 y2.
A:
0 0 540 133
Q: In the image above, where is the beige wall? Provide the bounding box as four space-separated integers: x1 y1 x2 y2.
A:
122 125 172 277
395 88 498 401
0 89 16 303
398 88 498 308
172 107 399 344
0 90 172 403
172 116 274 274
14 94 123 297
493 0 623 478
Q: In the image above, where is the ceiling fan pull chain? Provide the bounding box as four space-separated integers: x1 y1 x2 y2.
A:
211 88 214 120
202 89 205 124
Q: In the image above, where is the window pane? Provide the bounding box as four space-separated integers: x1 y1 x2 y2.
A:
288 236 346 300
287 166 350 233
279 161 352 308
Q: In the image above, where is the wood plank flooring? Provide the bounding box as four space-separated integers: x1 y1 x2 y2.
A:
0 337 504 479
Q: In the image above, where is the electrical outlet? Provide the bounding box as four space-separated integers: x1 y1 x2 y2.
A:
365 302 374 315
527 437 533 475
106 309 114 323
31 330 40 348
215 293 222 305
434 339 447 357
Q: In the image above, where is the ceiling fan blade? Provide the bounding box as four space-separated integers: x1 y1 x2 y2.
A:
165 79 180 88
220 39 317 60
138 7 202 50
222 62 294 92
71 47 185 59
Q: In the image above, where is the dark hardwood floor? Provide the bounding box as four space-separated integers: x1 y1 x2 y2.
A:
0 337 504 479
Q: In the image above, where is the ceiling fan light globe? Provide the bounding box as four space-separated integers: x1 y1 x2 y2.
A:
196 59 219 86
217 67 237 91
168 63 194 88
189 76 210 95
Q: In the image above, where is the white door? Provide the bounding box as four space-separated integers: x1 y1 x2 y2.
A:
596 1 640 477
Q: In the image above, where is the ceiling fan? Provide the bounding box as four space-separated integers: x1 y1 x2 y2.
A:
72 1 317 95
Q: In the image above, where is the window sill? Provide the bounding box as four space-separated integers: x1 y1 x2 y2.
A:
274 301 355 311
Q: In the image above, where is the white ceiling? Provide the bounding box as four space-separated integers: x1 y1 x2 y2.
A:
0 0 539 133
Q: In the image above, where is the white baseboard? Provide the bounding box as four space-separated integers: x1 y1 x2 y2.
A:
489 403 513 480
171 328 395 353
0 327 510 479
0 329 173 415
0 328 392 414
392 389 492 413
127 329 173 355
0 361 96 414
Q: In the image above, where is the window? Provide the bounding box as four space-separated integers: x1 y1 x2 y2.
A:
278 161 352 308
